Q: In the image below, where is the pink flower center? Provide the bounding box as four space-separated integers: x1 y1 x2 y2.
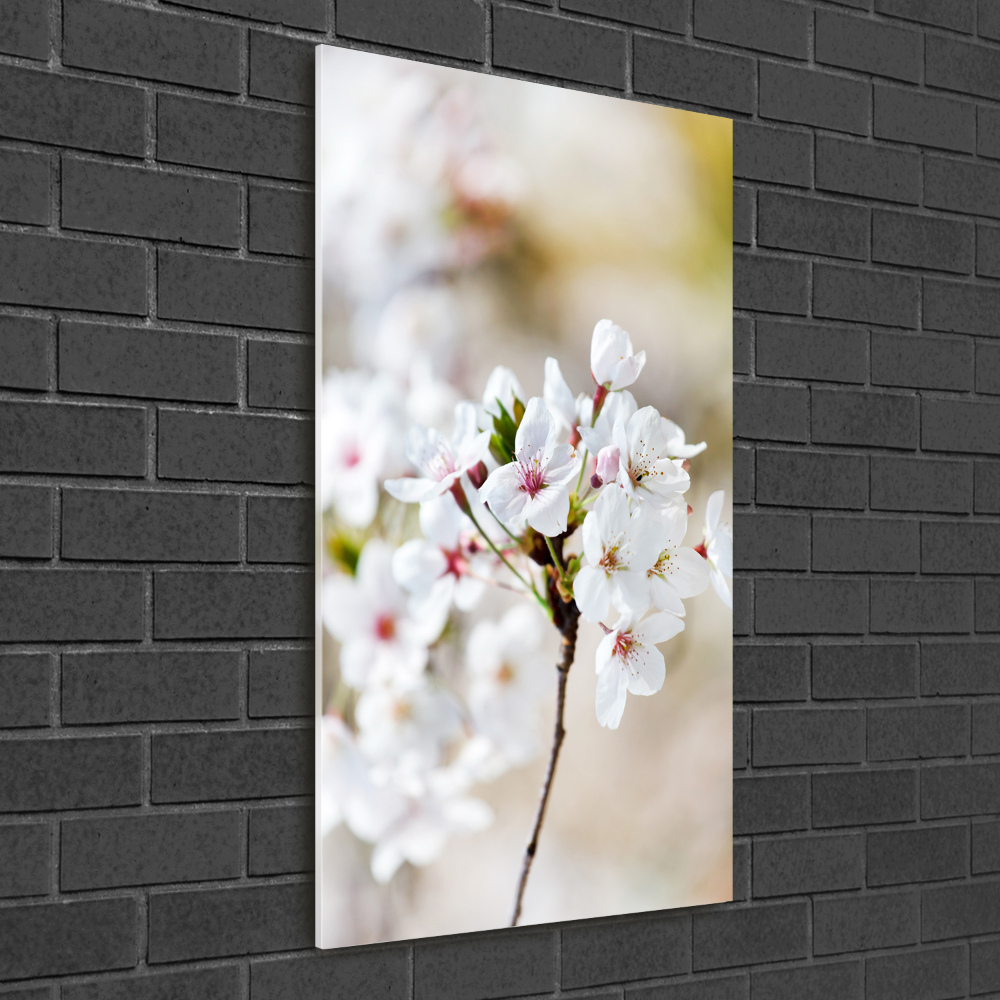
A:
444 547 468 578
612 631 635 662
374 614 396 641
517 460 546 498
342 445 361 468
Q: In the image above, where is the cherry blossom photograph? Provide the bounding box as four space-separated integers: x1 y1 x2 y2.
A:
314 44 733 948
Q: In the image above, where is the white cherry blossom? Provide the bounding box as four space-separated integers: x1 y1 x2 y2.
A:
543 357 588 437
478 396 580 536
662 418 707 459
322 539 449 688
577 389 637 456
385 401 491 504
595 612 685 729
590 319 646 391
573 486 664 623
613 405 691 508
645 503 710 616
481 364 524 421
702 489 733 609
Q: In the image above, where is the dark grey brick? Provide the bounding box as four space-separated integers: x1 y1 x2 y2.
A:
979 226 1000 277
866 945 967 1000
62 157 241 247
760 62 869 135
871 332 972 391
868 825 969 887
874 83 974 153
927 34 1000 100
0 0 50 58
493 6 624 89
733 774 809 834
816 8 921 82
249 804 312 875
149 883 312 962
249 340 312 410
164 0 325 29
973 938 1000 996
757 448 868 509
0 898 138 979
248 185 313 257
733 383 807 442
751 961 862 1000
979 578 1000 632
0 147 50 225
64 0 240 92
0 736 141 811
158 94 312 182
813 643 917 699
64 967 242 1000
158 410 311 484
733 844 749 905
0 824 50 897
816 136 921 204
734 644 808 702
733 512 808 570
62 650 241 724
0 485 52 558
924 278 1000 337
159 249 311 332
978 342 1000 394
974 820 1000 874
756 577 866 634
813 516 918 573
60 321 239 403
0 653 52 728
694 0 808 58
249 647 311 717
154 569 311 639
0 231 146 314
869 704 969 760
152 728 312 803
982 0 1000 39
0 64 144 155
923 642 1000 694
252 949 409 1000
814 263 918 328
634 35 754 114
871 456 972 513
923 522 1000 574
733 253 808 314
813 768 917 827
732 185 752 246
923 881 1000 941
248 496 312 565
756 320 867 384
812 388 918 450
0 569 143 641
339 0 483 61
758 191 868 261
733 444 753 504
734 578 750 636
415 929 556 999
561 0 687 32
62 488 240 562
923 398 1000 454
0 314 50 390
627 975 747 1000
61 811 241 890
925 155 1000 219
754 833 863 897
922 762 1000 818
873 210 973 274
978 462 1000 513
753 707 864 766
562 913 690 988
733 316 751 375
875 0 973 31
733 121 811 187
871 579 973 634
692 901 808 970
734 708 748 769
974 703 1000 755
813 891 919 954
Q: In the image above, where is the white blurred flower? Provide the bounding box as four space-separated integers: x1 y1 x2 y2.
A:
385 401 491 505
645 503 710 616
702 489 733 609
322 539 449 688
481 365 524 422
590 319 646 391
573 486 663 623
613 406 690 508
595 612 684 730
577 389 637 455
478 396 580 536
543 357 588 437
466 604 552 764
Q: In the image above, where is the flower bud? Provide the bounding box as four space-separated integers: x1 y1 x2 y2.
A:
467 461 489 490
595 445 620 485
590 473 603 490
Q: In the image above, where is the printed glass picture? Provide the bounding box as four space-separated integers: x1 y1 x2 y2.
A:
315 44 733 948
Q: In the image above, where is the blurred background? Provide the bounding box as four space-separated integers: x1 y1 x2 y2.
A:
317 45 732 947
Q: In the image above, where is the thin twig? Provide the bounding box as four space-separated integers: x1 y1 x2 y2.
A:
510 598 580 926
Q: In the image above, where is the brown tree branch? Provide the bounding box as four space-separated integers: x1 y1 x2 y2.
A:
510 594 580 926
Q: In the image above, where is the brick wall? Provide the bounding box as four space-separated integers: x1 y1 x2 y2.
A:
1 0 999 997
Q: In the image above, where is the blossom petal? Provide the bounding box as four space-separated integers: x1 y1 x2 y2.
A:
612 568 652 617
544 357 577 432
385 476 437 504
523 482 570 536
671 547 711 598
705 489 724 536
514 396 555 465
636 610 686 646
574 565 611 623
478 463 528 527
595 662 628 729
624 641 666 697
392 539 447 595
